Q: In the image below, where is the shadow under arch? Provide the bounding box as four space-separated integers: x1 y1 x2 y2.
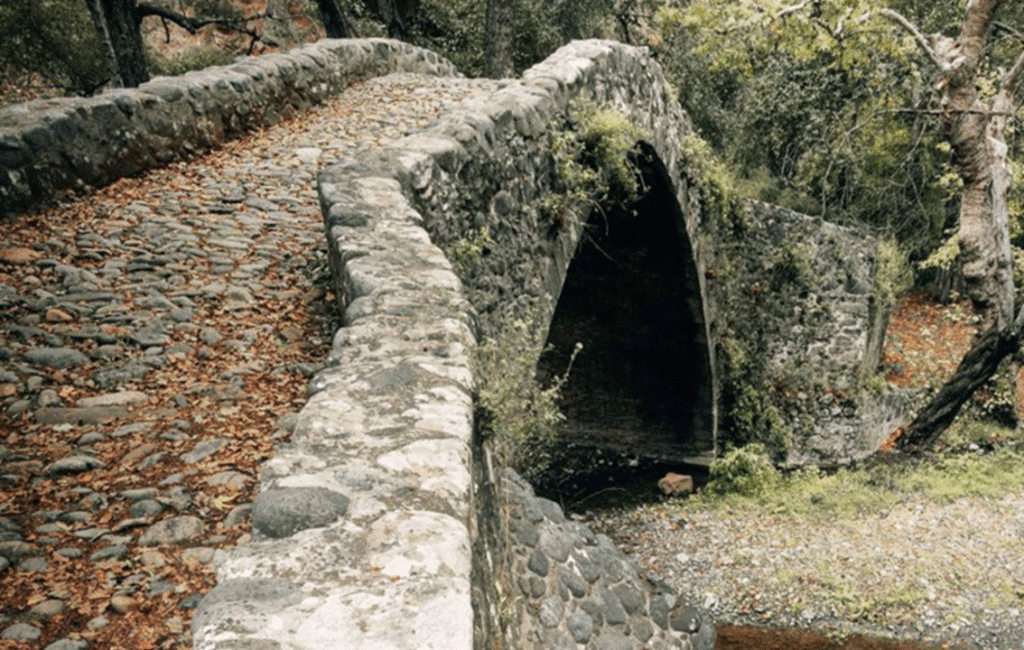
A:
539 141 716 463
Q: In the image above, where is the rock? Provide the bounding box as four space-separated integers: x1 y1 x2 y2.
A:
251 487 349 539
1 622 41 641
47 455 106 475
109 594 136 614
36 407 128 425
19 556 48 572
76 391 148 408
43 640 90 650
45 308 74 322
138 516 204 546
129 499 164 518
657 472 694 497
181 438 227 464
24 347 90 369
120 443 162 468
29 598 66 618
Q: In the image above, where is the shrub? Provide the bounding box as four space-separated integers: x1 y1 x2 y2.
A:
705 443 780 497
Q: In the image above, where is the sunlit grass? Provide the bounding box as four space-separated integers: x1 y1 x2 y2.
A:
684 429 1024 522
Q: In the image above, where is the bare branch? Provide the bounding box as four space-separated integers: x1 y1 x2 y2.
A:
776 0 811 19
994 21 1024 43
877 8 948 71
137 2 202 34
1001 46 1024 98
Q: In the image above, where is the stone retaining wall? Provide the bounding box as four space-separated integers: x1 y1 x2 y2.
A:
0 38 457 217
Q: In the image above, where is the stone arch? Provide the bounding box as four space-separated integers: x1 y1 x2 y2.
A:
539 142 715 461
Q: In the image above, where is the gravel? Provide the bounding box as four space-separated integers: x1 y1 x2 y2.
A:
588 489 1024 648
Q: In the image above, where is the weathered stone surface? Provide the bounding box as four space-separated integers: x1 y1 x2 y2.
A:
24 348 90 369
138 516 204 546
76 391 148 408
250 487 349 539
35 406 128 425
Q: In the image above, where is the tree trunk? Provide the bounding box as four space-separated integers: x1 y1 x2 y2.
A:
377 0 406 40
882 0 1024 449
896 321 1021 451
315 0 350 38
485 0 515 78
84 0 149 88
939 0 1014 329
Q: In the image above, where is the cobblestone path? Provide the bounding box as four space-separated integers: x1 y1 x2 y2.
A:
0 73 497 650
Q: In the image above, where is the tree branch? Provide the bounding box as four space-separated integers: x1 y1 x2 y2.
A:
1001 46 1024 98
877 8 948 71
137 2 203 34
777 0 811 20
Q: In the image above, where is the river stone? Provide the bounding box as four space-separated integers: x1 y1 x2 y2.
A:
567 611 594 644
47 455 106 475
251 487 349 539
24 347 90 369
43 640 89 650
76 391 148 408
1 623 41 641
138 516 204 546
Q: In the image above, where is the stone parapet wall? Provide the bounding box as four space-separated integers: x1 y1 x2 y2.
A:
0 39 457 217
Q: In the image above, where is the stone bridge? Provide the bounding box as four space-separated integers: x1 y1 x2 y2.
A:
0 37 907 650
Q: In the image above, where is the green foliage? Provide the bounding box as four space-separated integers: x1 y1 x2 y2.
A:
0 0 107 96
679 133 746 233
768 237 813 290
544 101 645 233
874 238 913 313
410 0 624 76
474 301 580 481
694 442 1024 519
654 0 953 258
442 227 493 278
717 336 793 458
705 443 781 498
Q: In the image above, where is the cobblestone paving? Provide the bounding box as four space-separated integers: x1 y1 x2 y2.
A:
0 73 497 650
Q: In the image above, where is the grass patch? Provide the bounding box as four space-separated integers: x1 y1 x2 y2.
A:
689 438 1024 521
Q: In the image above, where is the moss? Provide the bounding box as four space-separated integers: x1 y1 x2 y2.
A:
442 227 493 279
768 237 814 290
679 133 746 233
717 337 793 458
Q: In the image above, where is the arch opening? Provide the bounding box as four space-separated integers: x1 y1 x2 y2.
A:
538 143 715 467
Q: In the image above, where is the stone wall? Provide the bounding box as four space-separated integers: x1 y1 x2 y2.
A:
0 38 457 217
699 199 912 465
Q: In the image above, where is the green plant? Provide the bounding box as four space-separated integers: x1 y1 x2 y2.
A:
875 238 914 313
0 0 107 96
705 443 781 498
543 101 645 234
474 300 581 480
768 237 813 290
442 227 493 278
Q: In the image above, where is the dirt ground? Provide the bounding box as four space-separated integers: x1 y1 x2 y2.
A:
718 626 971 650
